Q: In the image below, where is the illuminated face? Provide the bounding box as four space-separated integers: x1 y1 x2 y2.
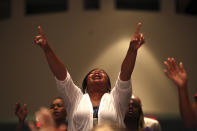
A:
86 69 109 93
49 98 66 121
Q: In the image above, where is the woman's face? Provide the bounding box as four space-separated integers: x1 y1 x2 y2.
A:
49 98 66 121
86 69 109 92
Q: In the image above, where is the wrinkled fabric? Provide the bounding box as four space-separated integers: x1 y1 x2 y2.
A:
55 71 132 131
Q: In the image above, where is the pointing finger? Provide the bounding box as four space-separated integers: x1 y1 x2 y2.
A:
38 26 45 37
135 22 142 36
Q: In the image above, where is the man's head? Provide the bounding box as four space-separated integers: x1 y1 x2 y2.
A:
124 95 144 129
125 95 142 120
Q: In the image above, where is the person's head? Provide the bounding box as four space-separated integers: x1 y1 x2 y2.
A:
49 97 67 122
82 68 111 94
124 95 144 130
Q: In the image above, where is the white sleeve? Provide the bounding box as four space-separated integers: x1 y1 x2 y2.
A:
111 74 132 116
55 71 83 114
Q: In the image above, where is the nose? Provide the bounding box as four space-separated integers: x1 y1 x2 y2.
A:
54 105 58 110
128 104 133 111
95 72 100 75
93 71 101 76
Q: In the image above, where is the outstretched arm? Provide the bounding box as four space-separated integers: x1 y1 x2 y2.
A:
15 103 27 131
164 58 197 128
34 26 67 80
120 23 145 81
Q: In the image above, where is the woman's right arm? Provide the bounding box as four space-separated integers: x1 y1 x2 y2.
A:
34 26 82 113
34 26 67 80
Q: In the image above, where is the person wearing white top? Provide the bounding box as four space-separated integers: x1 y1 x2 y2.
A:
34 23 145 131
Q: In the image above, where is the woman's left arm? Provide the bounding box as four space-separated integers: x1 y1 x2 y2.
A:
120 23 145 81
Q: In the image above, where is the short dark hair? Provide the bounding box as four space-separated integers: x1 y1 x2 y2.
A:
82 68 111 94
52 96 63 101
50 96 64 106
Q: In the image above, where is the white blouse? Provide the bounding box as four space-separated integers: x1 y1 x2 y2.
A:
55 72 132 131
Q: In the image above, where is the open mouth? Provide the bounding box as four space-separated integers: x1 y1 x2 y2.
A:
128 108 134 115
93 74 102 80
94 76 101 79
53 112 60 116
126 112 134 117
128 111 133 115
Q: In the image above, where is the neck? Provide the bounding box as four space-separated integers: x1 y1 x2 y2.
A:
55 118 66 128
125 118 139 131
88 92 104 107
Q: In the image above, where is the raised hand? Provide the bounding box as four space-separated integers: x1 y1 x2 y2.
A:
130 23 145 50
15 103 27 122
34 26 48 49
164 58 188 88
120 22 145 81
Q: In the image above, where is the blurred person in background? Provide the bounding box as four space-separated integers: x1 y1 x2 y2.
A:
124 95 161 131
15 97 67 131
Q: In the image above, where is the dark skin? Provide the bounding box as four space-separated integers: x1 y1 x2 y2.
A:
15 99 67 131
164 58 197 128
49 98 67 128
15 103 27 131
34 23 145 107
86 69 110 106
124 96 143 131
